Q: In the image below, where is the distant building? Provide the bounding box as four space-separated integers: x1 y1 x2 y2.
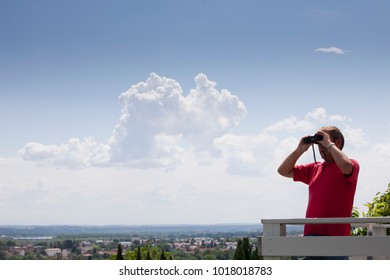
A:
80 241 93 254
224 242 237 250
119 241 132 248
45 248 61 257
13 246 27 256
62 249 69 258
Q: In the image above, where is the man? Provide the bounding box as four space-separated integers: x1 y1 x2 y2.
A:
278 126 359 258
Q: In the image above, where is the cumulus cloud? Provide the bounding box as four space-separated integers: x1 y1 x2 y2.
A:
329 114 350 122
213 133 278 176
305 107 327 122
265 107 327 132
265 116 313 132
18 71 369 178
369 141 390 163
264 107 361 135
19 73 247 169
18 137 111 169
108 72 247 167
315 47 345 55
343 126 368 148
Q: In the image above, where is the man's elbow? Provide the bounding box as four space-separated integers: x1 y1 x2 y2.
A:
277 167 293 178
341 161 354 176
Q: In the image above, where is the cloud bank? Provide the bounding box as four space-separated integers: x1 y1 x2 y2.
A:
20 137 110 169
19 73 374 177
18 73 381 179
19 73 247 169
19 73 385 177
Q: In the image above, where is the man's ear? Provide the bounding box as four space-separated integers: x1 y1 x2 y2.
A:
335 139 343 150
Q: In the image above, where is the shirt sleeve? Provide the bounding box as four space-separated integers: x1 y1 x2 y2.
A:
346 159 360 183
293 163 315 185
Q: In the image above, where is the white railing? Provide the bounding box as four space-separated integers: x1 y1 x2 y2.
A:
258 217 390 260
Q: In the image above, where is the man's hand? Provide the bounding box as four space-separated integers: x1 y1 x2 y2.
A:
315 130 332 148
298 136 313 153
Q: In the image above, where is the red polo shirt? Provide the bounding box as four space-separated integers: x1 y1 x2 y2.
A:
293 159 359 236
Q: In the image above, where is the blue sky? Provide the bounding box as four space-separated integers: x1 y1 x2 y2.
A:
0 0 389 225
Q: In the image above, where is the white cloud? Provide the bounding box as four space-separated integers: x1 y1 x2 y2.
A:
305 107 327 122
0 157 299 225
19 73 247 169
265 116 314 132
315 47 345 55
265 107 327 132
213 133 278 176
108 72 247 167
343 126 368 148
19 77 370 180
18 137 110 169
369 141 390 161
0 157 7 168
329 114 350 122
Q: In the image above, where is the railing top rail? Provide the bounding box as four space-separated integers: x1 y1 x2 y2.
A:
261 217 390 225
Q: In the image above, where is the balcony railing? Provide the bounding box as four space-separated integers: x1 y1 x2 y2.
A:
258 217 390 260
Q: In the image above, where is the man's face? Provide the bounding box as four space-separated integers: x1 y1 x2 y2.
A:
318 132 333 162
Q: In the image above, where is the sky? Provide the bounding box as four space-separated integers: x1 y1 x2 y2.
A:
0 0 389 225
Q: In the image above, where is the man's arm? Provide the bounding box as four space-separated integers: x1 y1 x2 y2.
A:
278 138 311 178
326 143 354 176
316 131 354 176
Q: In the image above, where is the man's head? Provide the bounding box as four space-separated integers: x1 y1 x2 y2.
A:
320 126 345 149
318 126 345 162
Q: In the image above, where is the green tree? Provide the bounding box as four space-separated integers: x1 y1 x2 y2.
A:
6 240 16 247
136 246 142 260
242 237 252 260
251 246 262 260
146 249 152 260
171 249 191 260
116 244 124 260
365 183 390 218
234 238 257 260
233 239 245 260
0 250 7 260
160 249 166 260
353 183 390 235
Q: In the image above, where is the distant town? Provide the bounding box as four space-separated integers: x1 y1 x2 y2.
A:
0 224 303 260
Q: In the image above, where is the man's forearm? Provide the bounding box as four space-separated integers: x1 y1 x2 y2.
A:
327 144 354 175
277 149 303 178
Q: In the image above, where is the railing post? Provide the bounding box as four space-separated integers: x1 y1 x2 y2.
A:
371 224 389 260
261 221 286 260
263 223 286 237
367 223 373 260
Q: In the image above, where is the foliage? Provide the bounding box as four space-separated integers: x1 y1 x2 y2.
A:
120 244 172 260
242 237 252 260
170 247 234 260
352 183 390 236
136 246 142 260
233 237 262 260
146 249 152 260
160 249 166 260
116 244 124 260
233 239 245 260
364 183 390 217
